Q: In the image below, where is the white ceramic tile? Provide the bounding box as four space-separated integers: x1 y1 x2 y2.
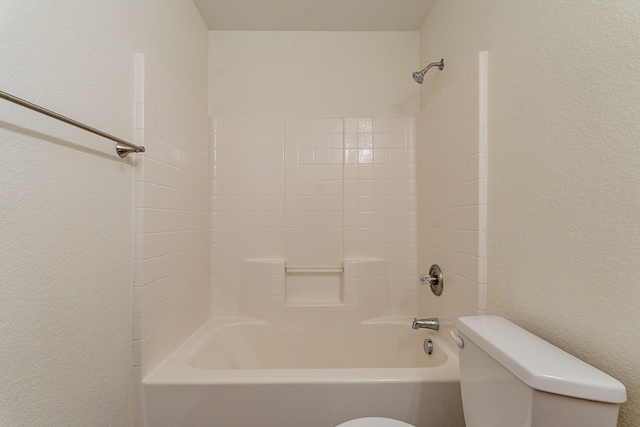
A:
210 108 441 320
343 118 357 133
134 56 210 371
415 52 488 320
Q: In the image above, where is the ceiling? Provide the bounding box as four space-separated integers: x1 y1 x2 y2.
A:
192 0 435 31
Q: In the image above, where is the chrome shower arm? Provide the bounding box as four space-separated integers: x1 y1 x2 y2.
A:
422 59 445 73
412 59 445 84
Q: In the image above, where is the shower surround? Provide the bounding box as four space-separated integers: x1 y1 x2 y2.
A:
132 56 418 377
134 50 488 382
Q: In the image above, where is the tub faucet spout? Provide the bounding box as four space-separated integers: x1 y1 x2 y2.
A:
412 318 440 330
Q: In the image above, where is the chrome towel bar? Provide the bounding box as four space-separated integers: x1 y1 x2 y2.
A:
0 90 145 158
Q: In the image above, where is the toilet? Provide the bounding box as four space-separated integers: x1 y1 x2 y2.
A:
337 315 626 427
335 418 412 427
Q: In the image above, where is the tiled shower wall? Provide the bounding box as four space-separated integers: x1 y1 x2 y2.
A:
133 54 211 376
416 52 488 321
211 117 417 321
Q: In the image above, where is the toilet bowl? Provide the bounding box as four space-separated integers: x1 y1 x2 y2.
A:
335 417 414 427
336 316 626 427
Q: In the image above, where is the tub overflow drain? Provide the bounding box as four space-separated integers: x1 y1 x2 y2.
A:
424 339 434 355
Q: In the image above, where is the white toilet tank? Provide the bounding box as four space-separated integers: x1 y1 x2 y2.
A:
456 316 626 427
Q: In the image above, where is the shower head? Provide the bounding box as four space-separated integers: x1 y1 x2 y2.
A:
412 59 445 84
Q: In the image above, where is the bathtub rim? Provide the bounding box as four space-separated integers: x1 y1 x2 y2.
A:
143 316 461 386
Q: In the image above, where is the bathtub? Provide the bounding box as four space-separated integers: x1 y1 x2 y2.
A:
142 317 465 427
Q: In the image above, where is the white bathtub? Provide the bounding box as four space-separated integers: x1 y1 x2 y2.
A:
142 317 464 427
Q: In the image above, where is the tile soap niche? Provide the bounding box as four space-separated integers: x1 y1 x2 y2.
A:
285 261 344 306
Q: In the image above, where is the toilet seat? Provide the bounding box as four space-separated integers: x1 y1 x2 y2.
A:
335 417 415 427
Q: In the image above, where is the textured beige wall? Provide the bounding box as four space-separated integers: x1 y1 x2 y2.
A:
419 1 640 425
0 1 136 425
0 1 209 426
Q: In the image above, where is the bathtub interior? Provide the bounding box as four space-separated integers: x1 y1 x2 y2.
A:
189 319 449 370
142 316 464 427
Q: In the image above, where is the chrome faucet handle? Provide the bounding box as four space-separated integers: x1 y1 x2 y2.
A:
420 264 444 296
420 274 438 286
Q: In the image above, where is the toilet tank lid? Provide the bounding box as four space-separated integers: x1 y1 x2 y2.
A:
457 316 626 404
